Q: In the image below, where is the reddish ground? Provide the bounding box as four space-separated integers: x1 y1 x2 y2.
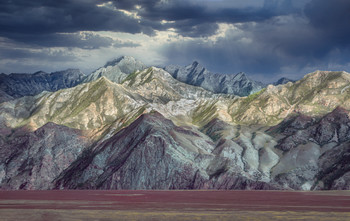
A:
0 190 350 220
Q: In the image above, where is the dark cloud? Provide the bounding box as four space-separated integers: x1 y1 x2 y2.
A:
112 0 302 37
0 47 78 62
159 34 286 77
112 40 140 48
1 0 350 79
0 0 154 47
159 0 350 81
6 32 112 49
0 46 80 74
245 0 350 70
305 0 350 47
0 0 306 42
0 0 146 34
3 32 139 49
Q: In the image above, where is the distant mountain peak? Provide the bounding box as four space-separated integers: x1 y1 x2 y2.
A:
104 56 125 67
33 71 47 75
273 77 295 86
103 55 139 68
236 72 246 76
191 61 199 67
234 72 247 78
84 56 147 84
164 62 265 96
190 61 205 71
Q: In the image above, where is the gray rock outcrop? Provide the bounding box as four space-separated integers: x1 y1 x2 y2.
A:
165 61 266 96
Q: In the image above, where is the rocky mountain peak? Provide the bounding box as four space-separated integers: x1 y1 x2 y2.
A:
164 62 265 96
105 56 126 66
121 66 215 103
234 72 247 80
133 111 173 129
273 77 295 86
89 75 118 91
188 60 204 71
191 61 200 67
103 55 137 68
96 75 111 84
32 71 48 76
84 56 147 84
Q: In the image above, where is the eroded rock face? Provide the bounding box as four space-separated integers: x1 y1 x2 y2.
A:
276 107 350 151
269 107 350 190
314 140 350 190
54 113 279 190
0 123 90 190
3 108 349 190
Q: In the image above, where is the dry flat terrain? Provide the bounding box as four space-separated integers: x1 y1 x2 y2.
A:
0 190 349 220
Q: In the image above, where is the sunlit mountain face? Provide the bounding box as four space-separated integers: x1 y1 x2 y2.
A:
1 56 350 190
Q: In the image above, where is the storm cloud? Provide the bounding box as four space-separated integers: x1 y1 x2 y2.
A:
0 0 150 36
1 0 350 80
0 0 305 44
158 0 350 81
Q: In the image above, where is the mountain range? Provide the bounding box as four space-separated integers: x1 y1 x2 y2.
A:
0 69 86 100
0 56 293 102
164 61 266 96
0 56 350 190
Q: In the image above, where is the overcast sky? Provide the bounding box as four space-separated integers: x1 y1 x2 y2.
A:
1 0 350 82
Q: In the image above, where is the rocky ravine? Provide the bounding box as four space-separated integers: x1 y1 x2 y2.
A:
1 61 350 190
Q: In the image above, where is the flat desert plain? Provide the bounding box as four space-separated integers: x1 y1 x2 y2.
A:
0 190 350 220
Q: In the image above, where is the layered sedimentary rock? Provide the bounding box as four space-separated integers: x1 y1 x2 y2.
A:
0 123 90 189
